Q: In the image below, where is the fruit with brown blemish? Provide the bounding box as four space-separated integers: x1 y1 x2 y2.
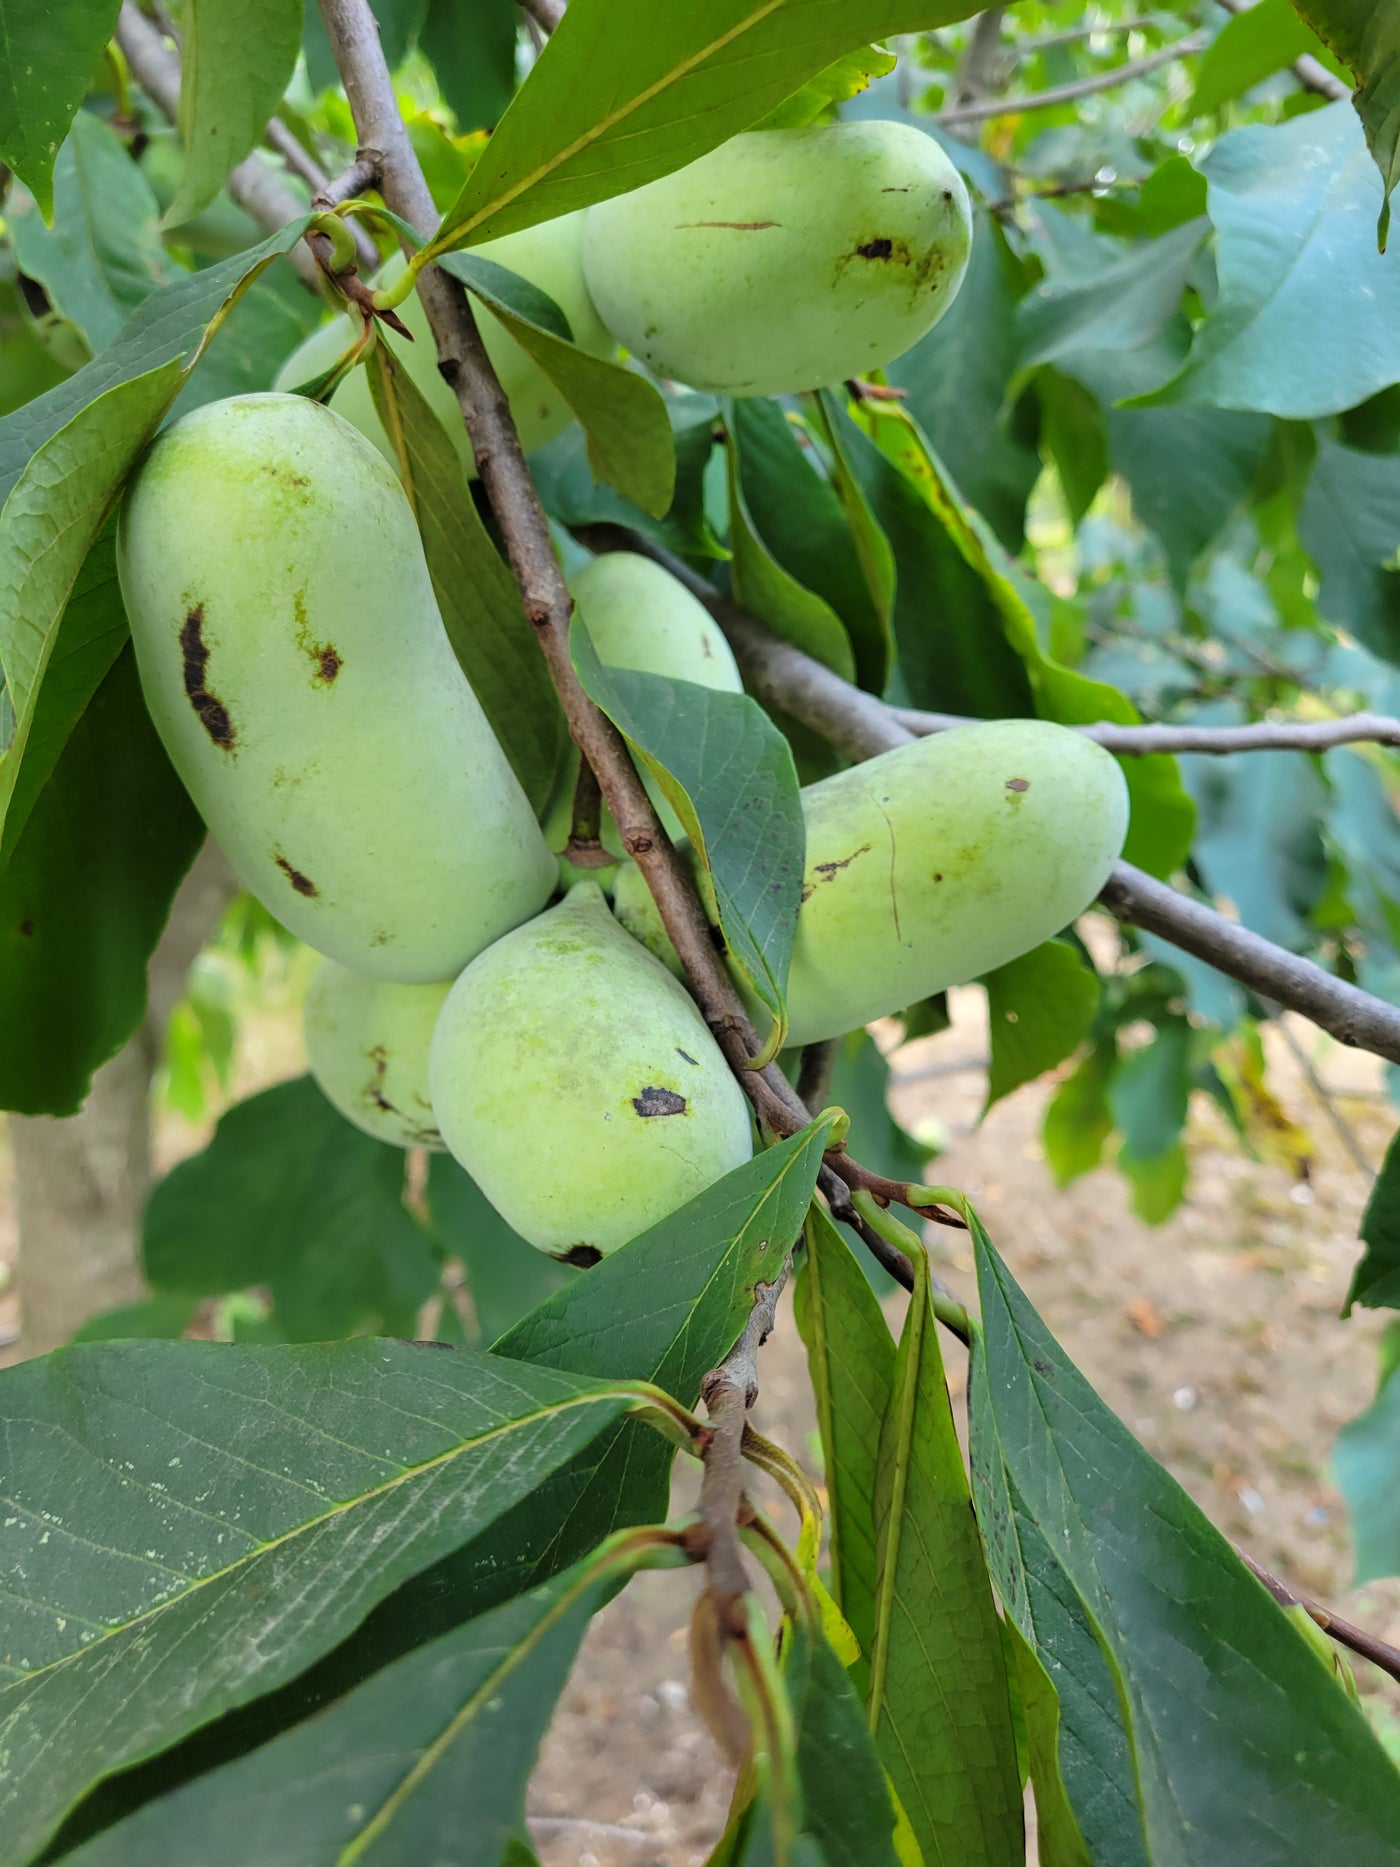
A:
582 121 972 396
118 392 556 981
304 958 449 1150
613 719 1129 1045
273 211 611 475
429 882 753 1259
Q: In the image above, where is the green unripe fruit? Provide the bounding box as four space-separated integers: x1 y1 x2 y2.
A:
583 122 972 397
118 392 555 982
613 720 1129 1046
571 552 743 692
273 212 611 474
304 960 449 1150
429 883 753 1261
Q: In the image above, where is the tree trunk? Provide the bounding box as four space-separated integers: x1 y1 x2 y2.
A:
8 841 236 1355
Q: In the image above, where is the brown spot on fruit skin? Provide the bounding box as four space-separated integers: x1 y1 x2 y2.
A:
676 1049 699 1066
856 237 894 260
557 1243 602 1268
317 645 342 683
274 855 318 896
17 919 33 937
179 606 235 750
1005 777 1030 793
631 1086 688 1118
293 589 342 685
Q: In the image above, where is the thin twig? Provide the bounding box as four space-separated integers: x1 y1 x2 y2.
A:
795 1039 839 1113
1240 1550 1400 1687
932 35 1204 123
1267 1014 1375 1179
889 708 1400 757
1213 0 1349 101
519 0 566 33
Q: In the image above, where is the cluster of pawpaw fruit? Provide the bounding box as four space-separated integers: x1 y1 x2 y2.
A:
118 123 1130 1263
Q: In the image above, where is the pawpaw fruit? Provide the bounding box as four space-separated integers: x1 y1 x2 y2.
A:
429 882 753 1260
273 211 611 473
118 392 555 981
582 121 971 397
613 719 1129 1045
304 959 449 1149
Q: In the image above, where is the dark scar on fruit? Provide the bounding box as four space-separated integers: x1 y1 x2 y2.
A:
632 1086 688 1117
856 238 894 259
557 1243 603 1268
1005 777 1030 793
275 855 318 896
801 843 873 903
676 1049 699 1066
180 606 235 749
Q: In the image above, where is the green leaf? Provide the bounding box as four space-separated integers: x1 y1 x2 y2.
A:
1147 103 1400 416
0 1337 639 1865
1333 1333 1400 1580
983 939 1100 1113
972 1210 1400 1863
1119 1140 1188 1224
1004 1621 1093 1867
1300 437 1400 666
439 249 675 517
429 0 987 251
1191 0 1326 116
61 1549 637 1865
572 622 805 1033
143 1077 441 1340
1109 1021 1190 1164
425 1155 574 1345
0 360 184 855
793 1206 896 1699
0 647 203 1115
756 44 897 130
1042 1044 1114 1186
785 1620 903 1865
421 0 519 131
0 0 121 220
8 111 174 352
532 391 719 560
1037 369 1109 526
303 0 428 92
166 0 304 228
366 341 565 812
1108 407 1271 590
730 395 889 692
1292 0 1400 243
825 1028 933 1192
71 1292 199 1344
1182 750 1329 949
0 217 313 512
868 1234 1023 1866
1346 1122 1400 1312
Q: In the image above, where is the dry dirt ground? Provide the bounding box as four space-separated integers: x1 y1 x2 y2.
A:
2 987 1398 1864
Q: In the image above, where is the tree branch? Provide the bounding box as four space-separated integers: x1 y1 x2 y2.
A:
519 0 566 32
1240 1551 1400 1688
932 34 1204 124
1213 0 1349 102
889 708 1400 757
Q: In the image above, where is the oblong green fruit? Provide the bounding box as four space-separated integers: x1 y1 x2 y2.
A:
613 720 1130 1046
583 121 972 397
429 882 753 1260
118 392 555 982
273 212 610 473
304 959 449 1149
571 551 743 692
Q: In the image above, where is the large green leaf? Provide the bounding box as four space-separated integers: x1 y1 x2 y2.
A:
868 1233 1022 1866
367 340 565 812
1300 437 1400 666
0 1337 641 1865
1150 103 1400 416
793 1206 895 1697
438 249 675 518
0 218 312 511
421 0 518 130
785 1621 903 1866
1292 0 1400 242
1181 749 1329 949
972 1210 1400 1863
425 1155 573 1346
62 1553 632 1865
166 0 303 227
573 623 805 1033
1333 1326 1400 1580
0 361 184 854
8 110 174 352
142 1076 442 1340
0 0 121 219
1108 406 1271 590
428 0 985 252
983 939 1100 1112
0 647 204 1115
1192 0 1328 116
1346 1122 1400 1312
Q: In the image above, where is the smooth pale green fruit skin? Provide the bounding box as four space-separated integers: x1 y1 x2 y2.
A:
614 720 1130 1046
429 883 753 1259
118 393 555 982
273 212 610 474
304 960 449 1150
583 122 972 397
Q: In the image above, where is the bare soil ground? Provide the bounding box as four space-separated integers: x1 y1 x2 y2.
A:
2 987 1397 1865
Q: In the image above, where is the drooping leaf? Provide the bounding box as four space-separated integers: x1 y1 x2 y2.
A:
531 392 719 561
1346 1122 1400 1312
1042 1044 1115 1187
971 1210 1400 1863
785 1620 904 1866
983 939 1100 1113
0 361 184 854
1180 749 1329 949
165 0 304 228
439 249 675 516
1333 1324 1400 1580
793 1206 896 1697
868 1232 1023 1866
421 0 519 130
1291 0 1400 242
573 623 804 1034
1192 0 1328 116
1108 406 1271 590
0 1337 640 1865
1148 103 1400 416
1004 1620 1094 1867
367 340 565 811
0 0 121 219
8 110 174 352
1300 437 1400 666
424 1154 573 1346
757 43 897 130
0 647 203 1116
